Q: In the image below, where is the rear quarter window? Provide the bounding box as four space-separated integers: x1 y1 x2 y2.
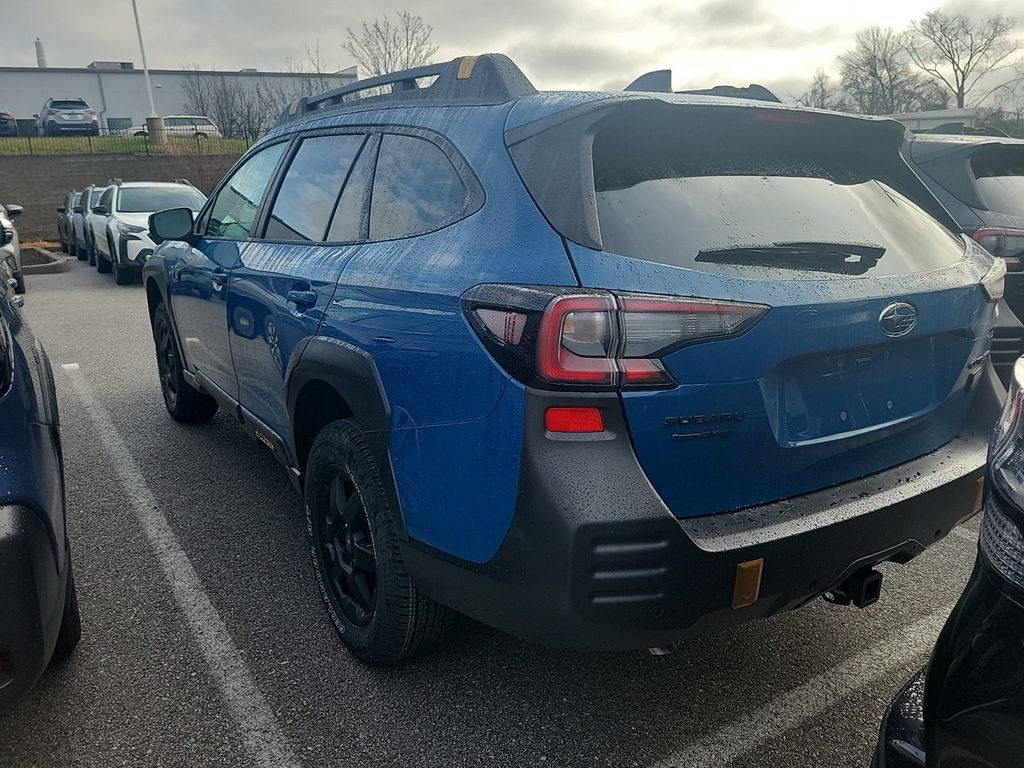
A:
368 134 473 241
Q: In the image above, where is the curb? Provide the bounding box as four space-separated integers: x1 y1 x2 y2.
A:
21 247 71 275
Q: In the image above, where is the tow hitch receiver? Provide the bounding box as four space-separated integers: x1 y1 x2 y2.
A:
825 567 884 608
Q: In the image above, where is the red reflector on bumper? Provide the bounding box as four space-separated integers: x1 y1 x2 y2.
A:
545 407 605 433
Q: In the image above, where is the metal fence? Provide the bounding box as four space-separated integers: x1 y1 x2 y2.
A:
0 127 252 157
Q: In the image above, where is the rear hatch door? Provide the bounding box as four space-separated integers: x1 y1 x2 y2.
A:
509 99 997 517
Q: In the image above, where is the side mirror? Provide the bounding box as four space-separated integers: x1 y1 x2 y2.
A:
32 114 38 119
58 206 66 213
5 205 22 219
0 225 12 248
73 206 83 214
149 207 194 245
92 205 107 216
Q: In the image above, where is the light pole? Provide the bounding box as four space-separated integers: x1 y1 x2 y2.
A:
130 0 158 117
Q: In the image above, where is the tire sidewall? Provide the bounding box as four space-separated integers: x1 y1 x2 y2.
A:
153 304 182 415
305 421 405 660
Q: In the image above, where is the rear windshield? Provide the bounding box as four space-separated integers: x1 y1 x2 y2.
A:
592 110 965 278
118 186 206 213
51 100 89 110
971 145 1024 218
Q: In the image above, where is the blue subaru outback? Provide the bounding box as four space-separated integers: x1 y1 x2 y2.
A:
144 54 1005 664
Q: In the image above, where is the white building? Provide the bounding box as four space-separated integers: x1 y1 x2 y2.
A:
0 61 358 131
889 108 978 132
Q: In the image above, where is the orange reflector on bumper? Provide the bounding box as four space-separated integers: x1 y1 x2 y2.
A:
732 558 764 609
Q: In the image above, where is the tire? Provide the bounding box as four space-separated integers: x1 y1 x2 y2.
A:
60 234 68 253
13 271 25 294
86 237 96 266
96 248 111 274
113 261 134 285
51 553 82 663
152 302 218 422
306 420 453 665
74 241 85 260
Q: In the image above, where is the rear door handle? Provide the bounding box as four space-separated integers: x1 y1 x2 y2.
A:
287 289 318 310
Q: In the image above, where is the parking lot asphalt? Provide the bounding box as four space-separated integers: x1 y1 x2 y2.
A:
1 259 983 768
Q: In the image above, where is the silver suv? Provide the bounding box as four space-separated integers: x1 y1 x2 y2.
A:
35 98 99 137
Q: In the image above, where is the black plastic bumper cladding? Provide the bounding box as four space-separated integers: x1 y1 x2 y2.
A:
402 366 1001 651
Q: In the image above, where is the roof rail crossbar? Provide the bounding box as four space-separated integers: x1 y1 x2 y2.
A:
276 54 537 127
305 62 447 112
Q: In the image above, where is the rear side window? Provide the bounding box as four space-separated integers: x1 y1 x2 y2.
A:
98 188 113 210
971 145 1024 218
369 134 468 240
591 109 965 278
205 142 286 239
326 139 375 242
265 134 365 243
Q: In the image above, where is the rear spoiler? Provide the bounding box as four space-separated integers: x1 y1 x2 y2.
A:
624 69 780 103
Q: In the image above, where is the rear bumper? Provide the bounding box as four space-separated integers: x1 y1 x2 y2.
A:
0 505 66 705
404 366 1001 651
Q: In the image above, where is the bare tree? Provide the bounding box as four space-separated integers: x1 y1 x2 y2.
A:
342 11 438 78
907 12 1020 108
839 26 948 115
796 69 840 109
181 43 343 141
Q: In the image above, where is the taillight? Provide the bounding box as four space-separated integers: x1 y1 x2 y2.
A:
45 109 58 116
971 228 1024 269
983 356 1024 589
463 285 769 389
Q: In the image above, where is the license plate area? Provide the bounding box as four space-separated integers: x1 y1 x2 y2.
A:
772 337 947 446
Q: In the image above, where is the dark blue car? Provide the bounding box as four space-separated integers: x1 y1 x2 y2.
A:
143 54 1006 664
0 246 81 704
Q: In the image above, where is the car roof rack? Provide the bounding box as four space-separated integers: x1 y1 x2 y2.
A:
623 70 781 103
276 53 536 127
108 178 123 185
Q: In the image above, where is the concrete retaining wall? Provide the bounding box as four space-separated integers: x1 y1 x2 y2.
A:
0 153 240 240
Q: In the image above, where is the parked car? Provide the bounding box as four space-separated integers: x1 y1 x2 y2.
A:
143 54 1005 665
903 132 1024 385
124 115 223 139
874 355 1024 768
93 181 206 285
73 185 102 264
0 240 81 706
0 104 17 138
84 184 115 271
0 204 24 294
57 190 80 254
34 98 99 137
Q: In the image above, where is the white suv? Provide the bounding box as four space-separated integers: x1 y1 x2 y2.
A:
125 115 223 139
93 181 207 284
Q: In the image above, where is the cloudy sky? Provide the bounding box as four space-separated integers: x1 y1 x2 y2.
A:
2 0 1015 97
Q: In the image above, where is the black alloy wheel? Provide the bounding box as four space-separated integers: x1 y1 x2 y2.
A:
315 468 378 627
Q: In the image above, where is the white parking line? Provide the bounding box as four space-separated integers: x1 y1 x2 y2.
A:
648 609 946 768
61 363 301 768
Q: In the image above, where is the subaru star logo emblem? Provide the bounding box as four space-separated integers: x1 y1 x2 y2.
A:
879 302 917 337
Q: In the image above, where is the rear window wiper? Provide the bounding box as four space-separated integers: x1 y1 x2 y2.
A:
696 242 886 275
